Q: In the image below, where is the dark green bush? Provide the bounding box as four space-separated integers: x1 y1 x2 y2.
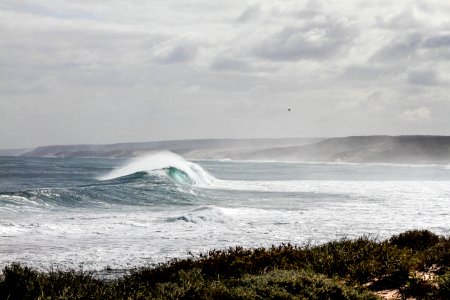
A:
39 269 109 299
420 238 450 272
229 269 379 300
303 237 412 285
389 230 441 251
433 271 450 300
0 263 41 300
400 277 437 299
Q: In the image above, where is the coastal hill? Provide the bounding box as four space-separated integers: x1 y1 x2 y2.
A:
243 135 450 164
0 138 320 159
1 135 450 164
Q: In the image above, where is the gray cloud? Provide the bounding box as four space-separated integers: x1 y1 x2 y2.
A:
376 9 422 30
236 4 260 22
342 66 391 81
407 70 440 86
424 35 450 48
372 33 422 62
210 57 249 72
154 43 198 64
398 107 431 121
2 2 99 21
254 20 356 61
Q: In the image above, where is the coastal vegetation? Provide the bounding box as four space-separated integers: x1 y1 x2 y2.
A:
0 230 448 299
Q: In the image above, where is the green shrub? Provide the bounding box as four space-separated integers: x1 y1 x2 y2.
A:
229 269 379 300
389 230 441 251
40 269 109 299
420 238 450 272
400 276 436 299
0 263 41 299
435 271 450 299
303 237 412 286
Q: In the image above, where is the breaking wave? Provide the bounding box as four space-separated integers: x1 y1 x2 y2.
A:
99 151 215 186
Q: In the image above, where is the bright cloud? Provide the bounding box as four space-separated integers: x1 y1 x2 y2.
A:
399 107 431 121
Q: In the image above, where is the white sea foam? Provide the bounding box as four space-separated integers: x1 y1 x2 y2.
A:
0 195 44 211
209 179 450 203
168 205 234 224
99 151 216 186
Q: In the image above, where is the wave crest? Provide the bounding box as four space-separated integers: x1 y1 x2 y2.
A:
99 151 215 186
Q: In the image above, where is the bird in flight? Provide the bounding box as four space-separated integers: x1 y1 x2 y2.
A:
288 108 291 112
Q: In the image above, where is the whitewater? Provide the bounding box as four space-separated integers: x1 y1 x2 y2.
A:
1 152 449 275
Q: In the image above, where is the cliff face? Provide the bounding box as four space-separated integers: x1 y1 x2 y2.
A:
2 136 450 164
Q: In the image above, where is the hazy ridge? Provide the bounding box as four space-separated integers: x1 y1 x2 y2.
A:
0 138 319 159
243 135 450 164
1 135 450 164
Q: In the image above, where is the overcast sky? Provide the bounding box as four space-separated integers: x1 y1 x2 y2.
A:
1 0 450 148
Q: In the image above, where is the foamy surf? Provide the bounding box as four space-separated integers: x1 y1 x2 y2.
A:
166 205 234 224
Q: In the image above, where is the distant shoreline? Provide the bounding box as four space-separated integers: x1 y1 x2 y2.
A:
1 135 450 165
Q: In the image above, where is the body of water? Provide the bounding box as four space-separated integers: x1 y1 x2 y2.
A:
1 152 449 274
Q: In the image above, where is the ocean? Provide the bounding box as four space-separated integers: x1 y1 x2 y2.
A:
1 152 449 275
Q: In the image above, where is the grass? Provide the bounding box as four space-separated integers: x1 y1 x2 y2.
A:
0 230 449 299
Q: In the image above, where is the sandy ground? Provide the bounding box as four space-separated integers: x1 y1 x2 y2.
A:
375 289 401 300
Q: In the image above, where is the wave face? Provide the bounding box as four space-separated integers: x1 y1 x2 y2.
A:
0 175 195 209
99 151 215 186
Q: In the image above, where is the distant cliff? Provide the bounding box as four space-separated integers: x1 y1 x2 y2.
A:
0 138 319 159
244 135 450 164
1 136 450 164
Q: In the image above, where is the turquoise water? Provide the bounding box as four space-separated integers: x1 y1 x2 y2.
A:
1 153 449 273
